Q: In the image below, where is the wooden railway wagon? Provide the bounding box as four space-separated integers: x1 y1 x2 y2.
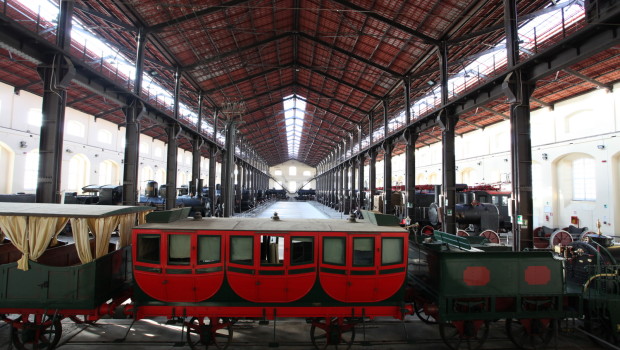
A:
131 212 410 349
0 203 152 350
409 231 582 350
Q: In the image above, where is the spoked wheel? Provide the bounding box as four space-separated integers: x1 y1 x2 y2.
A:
10 314 62 350
438 320 489 350
310 317 356 350
479 230 500 244
185 317 233 350
413 301 437 325
550 230 572 247
506 318 555 349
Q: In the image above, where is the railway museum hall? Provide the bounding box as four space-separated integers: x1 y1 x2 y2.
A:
0 0 619 349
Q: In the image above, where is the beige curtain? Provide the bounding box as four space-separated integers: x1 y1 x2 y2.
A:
87 216 120 258
0 216 28 270
117 213 136 248
70 217 93 264
28 217 69 262
50 218 69 246
138 210 152 225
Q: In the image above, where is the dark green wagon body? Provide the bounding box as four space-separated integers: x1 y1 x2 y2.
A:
412 231 582 322
0 246 132 311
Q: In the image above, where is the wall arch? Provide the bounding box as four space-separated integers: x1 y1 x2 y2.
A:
98 159 120 185
68 153 90 193
0 141 15 193
554 152 596 229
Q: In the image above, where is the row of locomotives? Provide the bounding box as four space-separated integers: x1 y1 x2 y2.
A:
294 189 316 201
408 229 583 350
64 184 123 205
0 203 153 350
385 184 512 244
139 180 212 218
130 211 411 350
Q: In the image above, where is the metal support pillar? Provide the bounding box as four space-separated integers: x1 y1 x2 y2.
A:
358 156 365 210
191 136 203 197
505 0 535 251
343 161 350 215
349 159 356 214
439 111 458 234
223 120 237 217
404 129 418 221
165 123 180 210
383 142 393 215
209 145 218 216
36 0 75 203
369 149 377 210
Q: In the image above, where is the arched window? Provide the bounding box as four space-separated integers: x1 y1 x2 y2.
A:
98 160 120 185
140 166 154 185
155 168 166 186
289 166 297 176
67 154 90 193
24 149 39 190
416 173 426 185
428 173 438 184
66 120 85 138
178 171 187 187
460 168 479 185
97 129 112 144
573 158 596 201
0 142 15 193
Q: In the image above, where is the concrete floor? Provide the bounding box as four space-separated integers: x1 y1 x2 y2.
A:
0 315 606 349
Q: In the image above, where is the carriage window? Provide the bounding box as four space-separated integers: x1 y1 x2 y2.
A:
353 237 374 266
260 235 284 265
492 196 499 205
198 236 221 264
382 237 403 265
323 237 345 265
291 237 313 265
168 234 191 265
231 236 253 265
137 234 160 264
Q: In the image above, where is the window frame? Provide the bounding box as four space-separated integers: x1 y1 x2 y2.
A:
290 236 314 266
137 234 161 264
230 235 254 265
197 235 221 265
322 236 346 266
352 237 375 267
167 234 192 266
381 237 404 266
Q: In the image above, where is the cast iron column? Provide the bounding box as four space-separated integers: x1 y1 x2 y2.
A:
223 120 237 217
369 149 377 210
36 0 76 203
209 144 217 216
505 0 534 250
165 123 180 210
383 142 393 215
404 129 418 221
191 91 204 197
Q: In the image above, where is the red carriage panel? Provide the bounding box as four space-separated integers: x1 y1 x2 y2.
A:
320 233 407 303
227 233 316 303
133 230 224 302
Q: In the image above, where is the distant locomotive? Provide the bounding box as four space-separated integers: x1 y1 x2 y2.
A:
139 180 210 217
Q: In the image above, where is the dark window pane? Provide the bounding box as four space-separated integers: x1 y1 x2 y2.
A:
291 237 313 265
137 234 160 264
353 237 374 266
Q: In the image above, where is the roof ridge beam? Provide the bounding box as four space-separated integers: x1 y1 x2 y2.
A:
299 33 402 77
297 63 383 100
329 0 439 46
297 83 369 116
185 33 291 71
149 0 253 32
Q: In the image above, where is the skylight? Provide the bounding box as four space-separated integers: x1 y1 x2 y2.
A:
282 95 306 158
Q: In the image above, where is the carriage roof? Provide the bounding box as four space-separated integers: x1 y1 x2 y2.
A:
0 203 151 218
138 217 406 233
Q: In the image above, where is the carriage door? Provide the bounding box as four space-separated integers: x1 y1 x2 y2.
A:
256 234 287 301
376 235 407 300
164 232 195 301
348 235 379 302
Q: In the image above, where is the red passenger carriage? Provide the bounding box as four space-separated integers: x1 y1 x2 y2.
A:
131 214 410 349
